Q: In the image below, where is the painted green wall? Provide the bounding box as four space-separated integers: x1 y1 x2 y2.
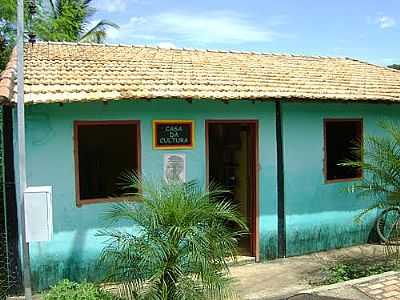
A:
14 99 400 290
16 100 278 290
281 102 400 256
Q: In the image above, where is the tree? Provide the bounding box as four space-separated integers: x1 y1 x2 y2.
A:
0 0 17 70
98 176 247 300
343 120 400 221
34 0 119 43
0 0 118 70
388 64 400 70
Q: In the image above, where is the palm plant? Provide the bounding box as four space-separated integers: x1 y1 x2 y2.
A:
34 0 119 43
0 0 118 69
343 120 400 220
98 175 247 300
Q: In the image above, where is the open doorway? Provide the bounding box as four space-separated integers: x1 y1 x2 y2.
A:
206 121 258 258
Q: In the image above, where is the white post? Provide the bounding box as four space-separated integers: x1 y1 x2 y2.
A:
16 0 33 298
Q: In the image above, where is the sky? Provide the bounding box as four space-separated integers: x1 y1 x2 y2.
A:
92 0 400 65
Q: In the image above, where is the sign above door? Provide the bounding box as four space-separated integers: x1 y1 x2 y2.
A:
153 120 195 150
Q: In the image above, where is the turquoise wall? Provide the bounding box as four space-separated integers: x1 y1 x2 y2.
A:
281 102 400 256
16 100 278 290
14 99 400 290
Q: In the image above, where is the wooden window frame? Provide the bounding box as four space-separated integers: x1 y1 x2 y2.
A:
73 120 141 207
323 118 363 184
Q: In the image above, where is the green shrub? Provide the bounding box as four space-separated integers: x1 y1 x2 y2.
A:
343 120 400 221
322 261 399 284
44 279 116 300
99 177 247 300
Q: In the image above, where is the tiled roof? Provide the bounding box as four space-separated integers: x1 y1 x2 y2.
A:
0 48 17 102
2 41 400 104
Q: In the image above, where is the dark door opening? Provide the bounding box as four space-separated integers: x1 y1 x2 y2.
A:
206 121 258 257
1 106 22 295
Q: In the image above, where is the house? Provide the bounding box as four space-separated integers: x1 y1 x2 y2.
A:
1 41 400 290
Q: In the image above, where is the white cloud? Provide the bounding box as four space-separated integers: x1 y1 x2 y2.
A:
107 11 285 46
376 16 396 29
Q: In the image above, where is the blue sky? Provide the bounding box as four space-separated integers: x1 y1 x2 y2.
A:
92 0 400 65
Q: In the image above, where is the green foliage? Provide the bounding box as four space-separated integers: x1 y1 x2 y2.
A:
35 0 90 42
0 0 17 70
98 176 247 300
322 260 398 284
44 279 117 300
388 64 400 70
0 0 16 23
79 20 119 43
0 44 13 70
34 0 119 43
0 0 119 70
342 120 400 221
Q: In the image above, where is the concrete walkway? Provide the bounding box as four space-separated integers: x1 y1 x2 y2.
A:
231 244 387 299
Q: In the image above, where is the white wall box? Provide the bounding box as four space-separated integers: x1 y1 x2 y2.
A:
24 186 53 242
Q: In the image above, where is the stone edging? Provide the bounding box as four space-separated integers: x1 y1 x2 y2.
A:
301 271 400 294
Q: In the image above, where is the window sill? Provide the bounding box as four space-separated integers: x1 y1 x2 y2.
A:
76 195 139 207
324 176 362 184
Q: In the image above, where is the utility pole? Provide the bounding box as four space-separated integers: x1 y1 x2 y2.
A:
16 0 33 298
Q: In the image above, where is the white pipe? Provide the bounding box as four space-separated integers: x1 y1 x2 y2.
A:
16 0 32 298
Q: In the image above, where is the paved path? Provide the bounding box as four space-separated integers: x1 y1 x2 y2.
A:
301 271 400 300
355 272 400 299
231 244 387 299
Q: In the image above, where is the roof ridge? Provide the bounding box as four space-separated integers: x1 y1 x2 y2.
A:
31 41 351 61
345 57 400 73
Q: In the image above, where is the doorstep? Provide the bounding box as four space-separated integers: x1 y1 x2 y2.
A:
227 255 256 266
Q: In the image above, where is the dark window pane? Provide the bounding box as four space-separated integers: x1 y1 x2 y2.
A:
325 120 362 181
76 123 139 200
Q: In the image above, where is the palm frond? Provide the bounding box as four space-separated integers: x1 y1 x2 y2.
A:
98 176 246 299
47 0 59 18
344 120 400 221
31 0 118 43
79 19 119 43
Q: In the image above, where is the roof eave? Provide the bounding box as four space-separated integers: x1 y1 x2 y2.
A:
0 47 17 104
20 95 400 106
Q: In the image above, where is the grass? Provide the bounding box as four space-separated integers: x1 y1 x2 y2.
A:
313 257 400 285
43 279 118 300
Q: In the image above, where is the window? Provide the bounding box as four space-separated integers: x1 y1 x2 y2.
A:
74 121 140 205
324 119 362 182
